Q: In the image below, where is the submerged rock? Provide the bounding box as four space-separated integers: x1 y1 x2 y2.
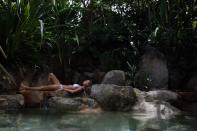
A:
0 94 24 111
91 84 136 111
101 70 126 86
0 115 14 128
48 97 98 112
133 88 180 119
145 90 178 102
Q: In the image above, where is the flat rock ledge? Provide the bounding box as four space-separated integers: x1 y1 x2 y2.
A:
48 97 99 112
0 94 24 111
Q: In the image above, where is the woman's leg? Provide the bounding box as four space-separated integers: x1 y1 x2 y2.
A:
20 83 60 91
48 73 60 84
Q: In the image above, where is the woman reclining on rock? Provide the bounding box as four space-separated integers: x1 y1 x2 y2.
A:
20 73 92 94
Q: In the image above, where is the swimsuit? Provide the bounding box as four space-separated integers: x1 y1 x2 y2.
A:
56 84 82 92
73 84 80 88
57 84 80 90
59 84 63 90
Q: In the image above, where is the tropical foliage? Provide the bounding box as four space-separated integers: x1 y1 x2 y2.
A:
0 0 196 85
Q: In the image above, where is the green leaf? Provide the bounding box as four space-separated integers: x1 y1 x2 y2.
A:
74 32 80 46
25 2 30 18
192 21 197 29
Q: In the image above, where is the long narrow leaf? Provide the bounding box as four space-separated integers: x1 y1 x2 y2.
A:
0 45 7 59
0 63 17 87
39 19 44 45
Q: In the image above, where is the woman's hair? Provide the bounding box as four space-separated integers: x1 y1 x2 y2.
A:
82 80 92 96
83 80 92 87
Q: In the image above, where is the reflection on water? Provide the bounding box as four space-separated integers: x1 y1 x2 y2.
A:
0 109 197 131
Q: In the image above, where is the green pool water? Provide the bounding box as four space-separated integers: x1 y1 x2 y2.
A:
0 109 197 131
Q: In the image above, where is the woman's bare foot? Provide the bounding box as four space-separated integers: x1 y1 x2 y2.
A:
19 83 28 90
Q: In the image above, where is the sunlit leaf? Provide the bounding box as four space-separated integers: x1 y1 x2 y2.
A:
52 0 56 6
25 1 30 18
39 19 44 45
192 21 197 29
74 32 79 46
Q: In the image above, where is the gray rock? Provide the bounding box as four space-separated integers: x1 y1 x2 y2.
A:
91 84 136 111
135 46 168 91
102 70 126 86
0 94 24 111
48 97 98 112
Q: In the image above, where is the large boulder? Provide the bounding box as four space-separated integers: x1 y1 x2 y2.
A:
91 84 136 111
135 46 168 91
48 97 98 112
102 70 126 86
0 94 24 111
